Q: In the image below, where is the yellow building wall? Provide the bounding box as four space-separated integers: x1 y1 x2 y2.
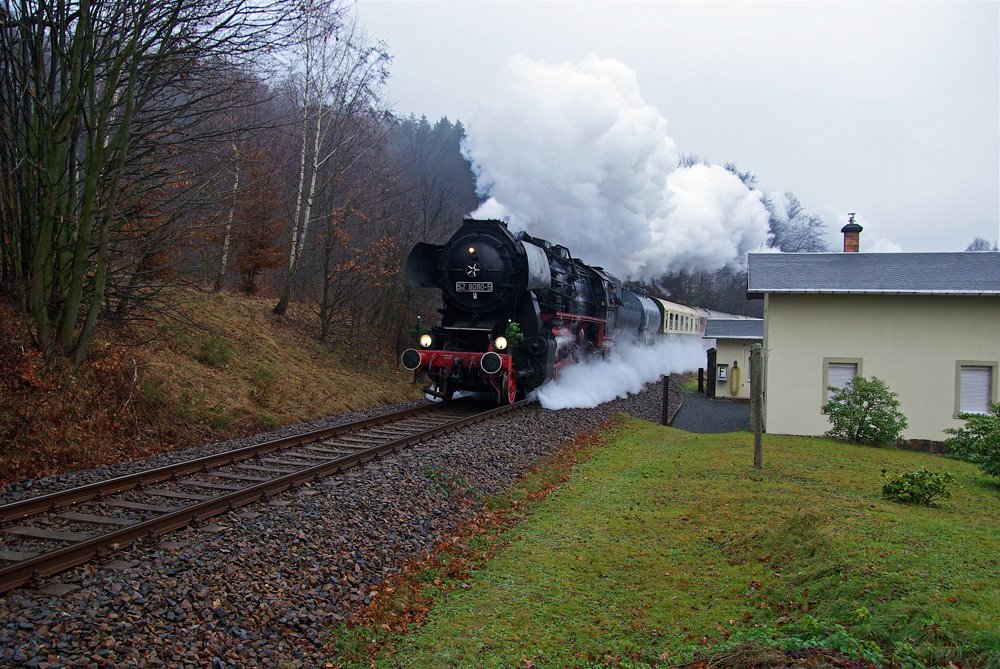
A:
715 340 754 400
763 294 1000 440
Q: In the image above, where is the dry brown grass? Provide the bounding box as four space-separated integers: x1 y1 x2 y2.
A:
137 289 421 427
0 290 422 484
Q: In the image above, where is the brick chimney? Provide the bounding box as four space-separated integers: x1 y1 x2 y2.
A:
841 213 863 253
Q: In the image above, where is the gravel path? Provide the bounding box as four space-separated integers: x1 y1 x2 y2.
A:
1 383 667 668
672 390 750 434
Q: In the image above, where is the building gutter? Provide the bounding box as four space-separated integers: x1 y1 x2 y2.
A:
747 289 1000 298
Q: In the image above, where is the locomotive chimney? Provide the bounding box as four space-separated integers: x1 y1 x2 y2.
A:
841 213 862 253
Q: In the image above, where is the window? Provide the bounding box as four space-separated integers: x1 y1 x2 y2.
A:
823 357 862 402
956 362 997 415
828 363 857 389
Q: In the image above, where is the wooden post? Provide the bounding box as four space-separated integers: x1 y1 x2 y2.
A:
751 343 763 469
707 348 717 398
661 375 671 425
697 368 704 393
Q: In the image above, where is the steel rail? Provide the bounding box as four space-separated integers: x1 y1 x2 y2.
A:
0 399 527 594
0 402 460 523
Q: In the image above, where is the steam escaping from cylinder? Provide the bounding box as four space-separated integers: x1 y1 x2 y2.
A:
463 54 769 279
536 337 705 410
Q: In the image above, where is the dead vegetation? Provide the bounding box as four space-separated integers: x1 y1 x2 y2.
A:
0 290 421 485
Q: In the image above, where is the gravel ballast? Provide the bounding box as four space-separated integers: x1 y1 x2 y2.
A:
1 384 667 668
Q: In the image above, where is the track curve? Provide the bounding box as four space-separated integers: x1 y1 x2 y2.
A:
0 399 529 594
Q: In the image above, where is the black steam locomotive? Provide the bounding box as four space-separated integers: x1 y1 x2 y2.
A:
401 219 663 403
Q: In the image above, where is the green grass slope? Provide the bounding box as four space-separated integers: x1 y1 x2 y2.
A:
362 419 1000 668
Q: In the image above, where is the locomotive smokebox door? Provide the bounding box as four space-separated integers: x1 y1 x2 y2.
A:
440 227 513 312
406 242 442 288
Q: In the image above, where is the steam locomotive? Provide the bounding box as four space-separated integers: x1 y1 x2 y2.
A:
401 218 663 403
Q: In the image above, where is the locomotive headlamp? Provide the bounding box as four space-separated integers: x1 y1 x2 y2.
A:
494 336 508 351
468 247 476 254
419 333 433 348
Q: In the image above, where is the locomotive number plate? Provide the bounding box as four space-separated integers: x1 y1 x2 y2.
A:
456 282 493 293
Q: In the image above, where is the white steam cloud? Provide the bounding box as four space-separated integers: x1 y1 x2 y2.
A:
536 337 705 410
464 54 769 279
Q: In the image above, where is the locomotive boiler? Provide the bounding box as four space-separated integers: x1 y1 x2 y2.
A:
401 218 663 403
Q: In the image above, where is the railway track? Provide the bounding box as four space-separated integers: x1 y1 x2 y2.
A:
0 398 527 595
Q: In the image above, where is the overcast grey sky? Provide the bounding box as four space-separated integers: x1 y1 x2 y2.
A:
356 1 999 253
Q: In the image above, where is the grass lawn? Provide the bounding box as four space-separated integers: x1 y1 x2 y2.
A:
680 378 700 394
333 418 1000 668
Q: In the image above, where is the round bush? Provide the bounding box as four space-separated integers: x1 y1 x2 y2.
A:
822 375 908 445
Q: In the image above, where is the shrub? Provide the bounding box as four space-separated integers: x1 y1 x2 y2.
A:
250 364 276 403
196 337 232 366
258 412 280 429
140 378 168 405
780 615 885 665
822 376 908 444
504 321 524 348
945 403 1000 479
881 467 954 506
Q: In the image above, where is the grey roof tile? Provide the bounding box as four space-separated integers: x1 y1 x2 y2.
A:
747 252 1000 296
704 319 764 340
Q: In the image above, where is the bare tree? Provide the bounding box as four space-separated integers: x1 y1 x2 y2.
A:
0 0 291 363
766 192 829 253
273 2 391 317
965 237 998 252
164 69 293 297
312 115 400 343
392 116 478 243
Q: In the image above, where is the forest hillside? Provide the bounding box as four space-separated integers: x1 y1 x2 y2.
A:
0 289 421 484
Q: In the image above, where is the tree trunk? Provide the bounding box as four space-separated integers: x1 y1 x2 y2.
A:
274 38 315 317
215 142 241 292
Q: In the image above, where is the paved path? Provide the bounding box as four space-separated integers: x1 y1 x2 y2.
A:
672 391 750 434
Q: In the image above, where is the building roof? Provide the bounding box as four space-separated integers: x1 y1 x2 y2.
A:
747 252 1000 297
704 319 764 340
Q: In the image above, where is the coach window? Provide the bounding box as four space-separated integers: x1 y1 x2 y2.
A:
822 357 862 403
955 361 998 416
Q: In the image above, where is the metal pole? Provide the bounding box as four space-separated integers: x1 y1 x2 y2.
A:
751 343 763 469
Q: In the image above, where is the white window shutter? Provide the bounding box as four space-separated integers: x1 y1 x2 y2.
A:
828 363 858 390
960 366 992 414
